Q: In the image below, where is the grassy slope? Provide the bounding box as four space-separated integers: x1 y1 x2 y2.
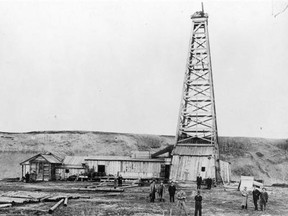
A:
1 131 287 184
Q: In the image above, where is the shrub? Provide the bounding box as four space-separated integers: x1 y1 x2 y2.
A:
256 152 264 157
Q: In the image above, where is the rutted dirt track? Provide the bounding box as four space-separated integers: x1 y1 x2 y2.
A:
0 181 287 216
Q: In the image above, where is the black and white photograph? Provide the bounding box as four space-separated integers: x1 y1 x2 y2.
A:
0 0 288 215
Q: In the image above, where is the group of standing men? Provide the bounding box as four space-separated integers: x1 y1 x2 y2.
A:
197 174 212 190
149 180 175 203
241 186 269 211
149 180 203 216
252 187 269 211
174 188 203 216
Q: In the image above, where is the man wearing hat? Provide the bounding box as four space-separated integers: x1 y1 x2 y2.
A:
194 190 202 216
168 181 176 202
150 179 156 202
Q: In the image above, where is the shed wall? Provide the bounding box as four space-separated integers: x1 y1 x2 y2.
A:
219 160 231 183
86 160 162 178
170 155 216 181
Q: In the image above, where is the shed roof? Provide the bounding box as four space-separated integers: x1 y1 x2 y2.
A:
172 146 214 156
41 154 62 163
85 155 164 162
62 156 87 165
20 152 63 165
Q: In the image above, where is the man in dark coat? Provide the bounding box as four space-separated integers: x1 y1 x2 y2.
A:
194 190 202 216
168 181 176 202
157 181 165 202
207 178 212 189
150 180 156 202
25 172 30 183
196 174 202 190
252 186 261 210
117 175 123 187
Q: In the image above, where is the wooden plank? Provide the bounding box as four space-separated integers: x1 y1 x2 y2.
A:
48 198 64 214
0 197 30 204
40 195 53 202
64 197 68 206
77 188 124 192
0 204 12 208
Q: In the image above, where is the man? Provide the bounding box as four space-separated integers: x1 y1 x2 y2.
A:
117 175 123 187
259 187 268 211
150 180 156 202
157 181 165 202
208 178 213 189
25 172 30 183
176 189 188 216
168 181 176 202
194 190 202 216
252 186 261 210
241 186 248 209
113 176 117 189
196 174 202 190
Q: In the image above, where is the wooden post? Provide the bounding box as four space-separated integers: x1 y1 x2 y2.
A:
64 197 68 206
48 198 64 214
21 165 23 181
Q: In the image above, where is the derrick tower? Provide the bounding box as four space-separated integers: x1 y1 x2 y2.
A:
170 7 221 182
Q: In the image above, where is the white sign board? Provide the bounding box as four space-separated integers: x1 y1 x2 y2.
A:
239 176 254 191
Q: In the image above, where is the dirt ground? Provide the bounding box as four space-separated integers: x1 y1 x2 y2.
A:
0 181 287 216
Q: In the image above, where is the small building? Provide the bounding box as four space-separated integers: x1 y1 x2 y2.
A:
170 145 217 181
154 145 231 183
219 160 231 183
20 151 169 181
56 156 87 180
85 156 165 179
20 152 63 181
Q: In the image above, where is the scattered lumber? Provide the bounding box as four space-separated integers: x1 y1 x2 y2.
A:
121 184 139 189
0 197 32 204
46 194 84 202
2 191 49 201
48 198 64 214
0 204 12 208
40 195 53 202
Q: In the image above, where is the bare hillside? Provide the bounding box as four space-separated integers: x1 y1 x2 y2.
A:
219 137 288 184
0 131 287 184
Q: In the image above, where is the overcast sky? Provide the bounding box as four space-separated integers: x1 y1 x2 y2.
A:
0 0 287 138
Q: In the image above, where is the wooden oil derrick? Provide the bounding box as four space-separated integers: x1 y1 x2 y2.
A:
170 5 222 183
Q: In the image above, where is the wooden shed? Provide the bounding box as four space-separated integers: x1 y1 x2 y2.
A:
56 156 87 180
20 152 63 181
170 146 216 181
170 146 231 183
219 160 231 183
85 156 165 179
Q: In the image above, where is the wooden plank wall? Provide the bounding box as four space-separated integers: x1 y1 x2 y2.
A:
22 165 30 177
170 155 216 181
220 160 231 183
86 160 162 178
